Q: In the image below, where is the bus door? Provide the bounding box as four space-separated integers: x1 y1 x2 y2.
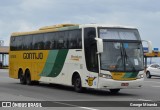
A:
84 27 99 88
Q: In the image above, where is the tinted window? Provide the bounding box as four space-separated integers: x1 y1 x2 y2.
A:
75 30 82 49
151 65 156 68
10 36 23 50
44 33 56 49
10 37 16 51
16 36 23 50
10 29 82 51
32 34 44 50
68 30 76 49
157 65 160 68
155 64 160 68
57 31 67 49
68 30 82 49
23 35 33 50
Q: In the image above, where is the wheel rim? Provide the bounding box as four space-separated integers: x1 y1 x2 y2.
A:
74 76 82 92
75 78 81 89
19 71 25 84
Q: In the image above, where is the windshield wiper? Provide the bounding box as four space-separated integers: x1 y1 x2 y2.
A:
122 44 129 59
122 45 129 71
123 45 137 72
119 43 125 70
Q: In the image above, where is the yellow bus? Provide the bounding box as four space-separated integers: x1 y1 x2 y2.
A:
9 24 152 93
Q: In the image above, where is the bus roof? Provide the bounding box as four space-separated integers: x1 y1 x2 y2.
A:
11 24 80 36
11 24 137 36
79 24 137 29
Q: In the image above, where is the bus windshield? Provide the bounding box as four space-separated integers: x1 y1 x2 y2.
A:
100 41 144 72
99 28 144 72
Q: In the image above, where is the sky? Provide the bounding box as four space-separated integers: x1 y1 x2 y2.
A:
0 0 160 50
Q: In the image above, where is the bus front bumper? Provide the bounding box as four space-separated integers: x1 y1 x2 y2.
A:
98 77 144 89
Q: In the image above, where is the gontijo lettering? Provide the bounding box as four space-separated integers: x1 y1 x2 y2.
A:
23 52 43 59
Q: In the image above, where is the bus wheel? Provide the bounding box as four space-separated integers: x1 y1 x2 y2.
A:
25 70 32 85
110 89 120 94
19 70 26 84
74 75 83 93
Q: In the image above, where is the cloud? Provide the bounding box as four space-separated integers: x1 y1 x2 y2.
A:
0 0 160 48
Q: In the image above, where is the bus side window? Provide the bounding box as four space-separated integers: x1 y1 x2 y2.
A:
73 30 82 49
68 30 82 49
64 31 68 49
10 37 16 51
33 34 44 50
44 32 58 50
44 41 51 50
76 30 82 49
57 31 67 49
23 35 33 50
16 36 23 50
68 30 73 49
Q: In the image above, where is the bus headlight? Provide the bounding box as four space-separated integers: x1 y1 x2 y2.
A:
99 73 112 79
137 74 144 79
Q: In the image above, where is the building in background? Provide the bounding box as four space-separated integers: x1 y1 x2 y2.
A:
0 40 9 68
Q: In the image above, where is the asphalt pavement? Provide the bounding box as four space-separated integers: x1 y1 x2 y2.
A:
0 69 160 110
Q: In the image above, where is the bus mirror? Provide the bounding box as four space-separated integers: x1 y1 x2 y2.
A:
95 38 103 53
142 40 152 53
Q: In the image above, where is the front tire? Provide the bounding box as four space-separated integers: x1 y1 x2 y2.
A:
146 71 151 78
74 75 83 93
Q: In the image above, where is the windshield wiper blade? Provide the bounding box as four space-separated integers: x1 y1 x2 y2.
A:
123 44 136 72
123 47 128 60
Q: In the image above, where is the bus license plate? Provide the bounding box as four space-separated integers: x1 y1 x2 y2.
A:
121 83 129 86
